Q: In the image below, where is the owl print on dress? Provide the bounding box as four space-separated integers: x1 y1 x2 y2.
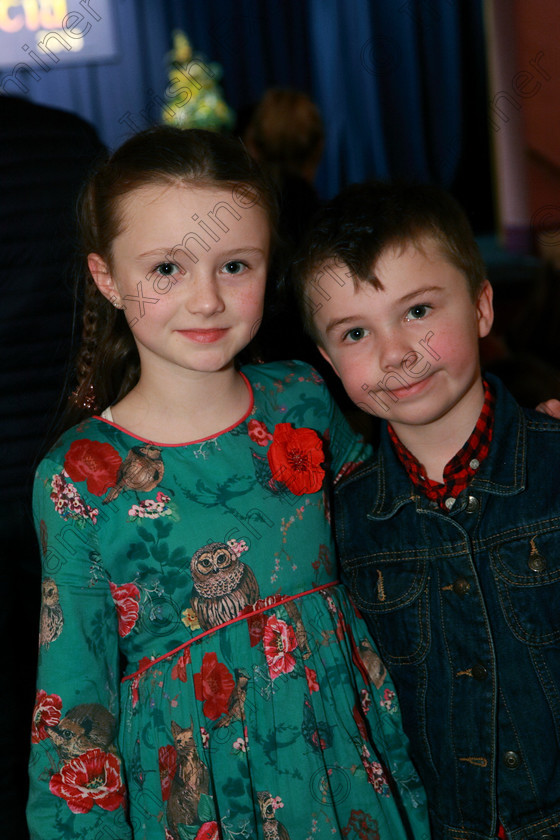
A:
190 541 259 630
257 790 291 840
39 577 64 648
213 668 250 729
358 638 387 689
167 719 210 839
47 703 116 763
103 445 164 503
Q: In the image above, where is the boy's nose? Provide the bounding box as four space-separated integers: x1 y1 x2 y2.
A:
186 276 225 316
378 329 411 372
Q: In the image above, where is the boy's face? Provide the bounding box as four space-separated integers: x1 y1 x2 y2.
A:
309 239 494 436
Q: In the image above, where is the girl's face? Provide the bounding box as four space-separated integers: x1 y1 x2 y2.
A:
89 181 270 382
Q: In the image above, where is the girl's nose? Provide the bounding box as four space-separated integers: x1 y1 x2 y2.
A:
186 276 225 316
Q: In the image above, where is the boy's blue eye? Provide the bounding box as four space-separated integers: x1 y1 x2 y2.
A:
345 327 367 342
406 304 430 320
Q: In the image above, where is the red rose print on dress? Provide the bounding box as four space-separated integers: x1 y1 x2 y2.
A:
159 744 177 801
64 439 122 496
240 594 284 647
171 649 191 682
267 424 325 495
109 581 140 637
248 419 274 446
193 652 235 720
31 690 62 743
305 666 319 693
195 822 219 840
263 615 298 679
131 657 153 709
344 809 381 838
49 748 125 813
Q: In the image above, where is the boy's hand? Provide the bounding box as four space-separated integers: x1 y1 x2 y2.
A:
536 399 560 417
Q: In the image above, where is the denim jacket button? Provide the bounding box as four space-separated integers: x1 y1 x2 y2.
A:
503 750 520 769
472 663 488 681
453 577 470 596
465 495 479 513
528 553 546 572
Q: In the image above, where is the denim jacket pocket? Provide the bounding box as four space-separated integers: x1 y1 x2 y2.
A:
492 530 560 645
344 552 430 665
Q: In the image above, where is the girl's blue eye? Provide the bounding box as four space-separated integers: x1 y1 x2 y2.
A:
223 260 245 274
406 304 430 320
154 262 178 276
345 327 367 342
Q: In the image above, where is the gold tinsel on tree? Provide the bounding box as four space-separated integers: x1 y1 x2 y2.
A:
161 31 235 131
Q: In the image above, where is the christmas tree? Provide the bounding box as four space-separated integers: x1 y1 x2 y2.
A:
161 30 235 132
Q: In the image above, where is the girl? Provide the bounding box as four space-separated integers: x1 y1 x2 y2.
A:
28 126 429 840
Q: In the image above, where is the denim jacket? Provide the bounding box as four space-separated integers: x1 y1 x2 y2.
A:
335 375 560 840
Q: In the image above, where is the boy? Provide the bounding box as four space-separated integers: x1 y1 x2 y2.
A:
293 182 560 840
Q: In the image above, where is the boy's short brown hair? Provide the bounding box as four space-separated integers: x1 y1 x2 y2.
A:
292 181 486 344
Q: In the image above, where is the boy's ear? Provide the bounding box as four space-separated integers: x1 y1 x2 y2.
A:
317 344 341 379
476 279 494 339
87 253 122 307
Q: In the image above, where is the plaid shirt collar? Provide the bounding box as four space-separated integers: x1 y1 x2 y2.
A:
388 379 495 510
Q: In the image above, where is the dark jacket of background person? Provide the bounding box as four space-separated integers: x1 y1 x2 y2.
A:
0 94 104 840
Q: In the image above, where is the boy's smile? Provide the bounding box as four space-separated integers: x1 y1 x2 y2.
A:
311 238 494 459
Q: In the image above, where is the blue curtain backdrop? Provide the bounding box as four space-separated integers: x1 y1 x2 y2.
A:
1 0 485 199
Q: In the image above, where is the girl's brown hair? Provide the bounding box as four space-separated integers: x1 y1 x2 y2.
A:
64 126 278 430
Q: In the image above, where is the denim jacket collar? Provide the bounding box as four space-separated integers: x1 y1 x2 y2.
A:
368 374 526 520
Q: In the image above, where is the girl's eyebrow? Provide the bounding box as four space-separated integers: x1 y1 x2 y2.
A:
137 248 176 260
137 246 267 260
217 247 267 257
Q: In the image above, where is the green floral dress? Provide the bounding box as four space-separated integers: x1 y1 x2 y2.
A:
28 361 429 840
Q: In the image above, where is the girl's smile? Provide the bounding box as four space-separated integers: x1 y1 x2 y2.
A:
176 328 230 343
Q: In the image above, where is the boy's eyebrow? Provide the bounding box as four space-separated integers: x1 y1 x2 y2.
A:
325 315 363 335
324 285 445 334
395 285 444 304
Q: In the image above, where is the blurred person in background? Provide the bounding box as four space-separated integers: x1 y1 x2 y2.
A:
0 93 104 839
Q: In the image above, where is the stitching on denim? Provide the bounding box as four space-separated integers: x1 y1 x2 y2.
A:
458 756 488 767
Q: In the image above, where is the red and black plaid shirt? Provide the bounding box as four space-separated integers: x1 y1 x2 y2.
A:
388 380 495 509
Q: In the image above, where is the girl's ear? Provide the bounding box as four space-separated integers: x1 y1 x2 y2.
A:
87 253 122 307
476 279 494 339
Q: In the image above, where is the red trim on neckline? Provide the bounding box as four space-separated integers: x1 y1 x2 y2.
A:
93 371 254 448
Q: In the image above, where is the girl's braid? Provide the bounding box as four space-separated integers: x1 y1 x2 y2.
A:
71 276 101 411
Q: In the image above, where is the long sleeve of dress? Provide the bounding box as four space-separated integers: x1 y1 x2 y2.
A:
27 446 132 839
